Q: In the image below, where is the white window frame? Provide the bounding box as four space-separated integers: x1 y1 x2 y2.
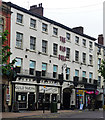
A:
42 40 47 53
30 36 36 50
75 36 79 44
66 32 70 41
30 18 36 28
53 43 58 56
66 48 70 59
53 27 58 36
17 13 23 24
75 50 79 62
16 32 23 48
42 23 48 32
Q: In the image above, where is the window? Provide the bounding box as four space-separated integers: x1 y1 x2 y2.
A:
82 53 86 64
29 61 35 75
66 48 70 59
42 23 48 32
75 50 79 62
53 65 58 78
103 49 105 56
17 13 23 24
98 76 101 87
89 55 93 65
53 43 58 55
15 58 22 73
98 58 101 70
30 36 36 50
82 39 86 47
0 17 4 32
16 32 23 48
97 47 101 53
42 40 47 53
42 63 47 76
75 69 79 77
66 68 70 80
89 41 93 49
66 33 70 41
30 18 36 28
75 36 79 44
89 72 93 83
53 27 58 36
82 71 86 78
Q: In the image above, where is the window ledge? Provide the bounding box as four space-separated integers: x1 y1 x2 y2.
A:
42 31 48 34
50 55 58 58
29 27 37 31
75 61 79 64
15 46 23 50
89 48 93 51
75 43 80 46
66 58 71 62
88 64 93 67
16 22 24 26
41 52 48 56
66 40 71 43
82 46 87 48
29 49 36 53
52 35 58 38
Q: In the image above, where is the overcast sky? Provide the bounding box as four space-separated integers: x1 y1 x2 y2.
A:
3 0 105 38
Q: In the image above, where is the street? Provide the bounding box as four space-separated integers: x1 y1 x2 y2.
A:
1 109 105 120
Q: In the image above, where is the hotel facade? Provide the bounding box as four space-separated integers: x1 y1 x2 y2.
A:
2 1 104 111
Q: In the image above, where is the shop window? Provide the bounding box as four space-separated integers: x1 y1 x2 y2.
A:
52 94 57 102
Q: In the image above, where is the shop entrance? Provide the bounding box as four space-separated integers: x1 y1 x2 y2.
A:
28 93 35 110
63 88 72 109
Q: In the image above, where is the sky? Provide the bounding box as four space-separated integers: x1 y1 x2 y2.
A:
3 0 105 38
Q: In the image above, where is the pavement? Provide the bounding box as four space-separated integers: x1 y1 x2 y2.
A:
1 109 105 119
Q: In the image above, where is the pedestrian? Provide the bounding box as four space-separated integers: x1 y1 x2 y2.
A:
87 97 91 110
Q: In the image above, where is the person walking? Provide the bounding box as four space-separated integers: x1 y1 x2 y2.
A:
87 97 91 110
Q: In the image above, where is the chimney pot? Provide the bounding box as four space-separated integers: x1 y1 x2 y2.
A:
98 34 104 45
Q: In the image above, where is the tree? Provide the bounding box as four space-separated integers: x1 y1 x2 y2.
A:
99 60 105 82
1 30 16 80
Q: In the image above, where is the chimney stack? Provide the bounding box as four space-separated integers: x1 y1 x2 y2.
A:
98 34 104 45
29 3 43 16
72 26 84 34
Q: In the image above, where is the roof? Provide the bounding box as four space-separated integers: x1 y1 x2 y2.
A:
4 1 96 41
95 42 105 49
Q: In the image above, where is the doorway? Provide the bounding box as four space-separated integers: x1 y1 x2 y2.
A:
63 88 72 109
28 93 35 110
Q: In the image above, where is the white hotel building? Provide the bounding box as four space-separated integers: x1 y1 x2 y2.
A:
4 2 101 110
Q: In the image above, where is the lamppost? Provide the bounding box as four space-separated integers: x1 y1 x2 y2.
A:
60 64 67 109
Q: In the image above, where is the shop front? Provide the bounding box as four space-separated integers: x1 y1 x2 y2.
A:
15 84 36 110
38 86 59 110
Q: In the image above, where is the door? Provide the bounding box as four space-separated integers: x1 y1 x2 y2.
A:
28 93 35 110
63 88 72 109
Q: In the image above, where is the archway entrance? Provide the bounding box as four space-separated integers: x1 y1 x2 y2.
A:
63 88 72 109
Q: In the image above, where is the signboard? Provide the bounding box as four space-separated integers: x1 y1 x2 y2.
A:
40 86 58 93
15 85 35 92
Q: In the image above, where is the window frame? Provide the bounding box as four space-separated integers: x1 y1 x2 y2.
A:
75 36 79 44
30 18 36 28
66 48 70 59
89 41 93 49
16 32 23 48
89 55 93 65
17 13 23 24
30 36 36 51
42 23 48 32
82 52 86 64
53 27 58 36
82 39 86 47
53 65 58 78
66 32 70 41
42 40 47 54
42 63 47 76
75 50 79 62
53 43 58 56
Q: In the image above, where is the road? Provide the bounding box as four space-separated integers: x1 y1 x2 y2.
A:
1 110 105 120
